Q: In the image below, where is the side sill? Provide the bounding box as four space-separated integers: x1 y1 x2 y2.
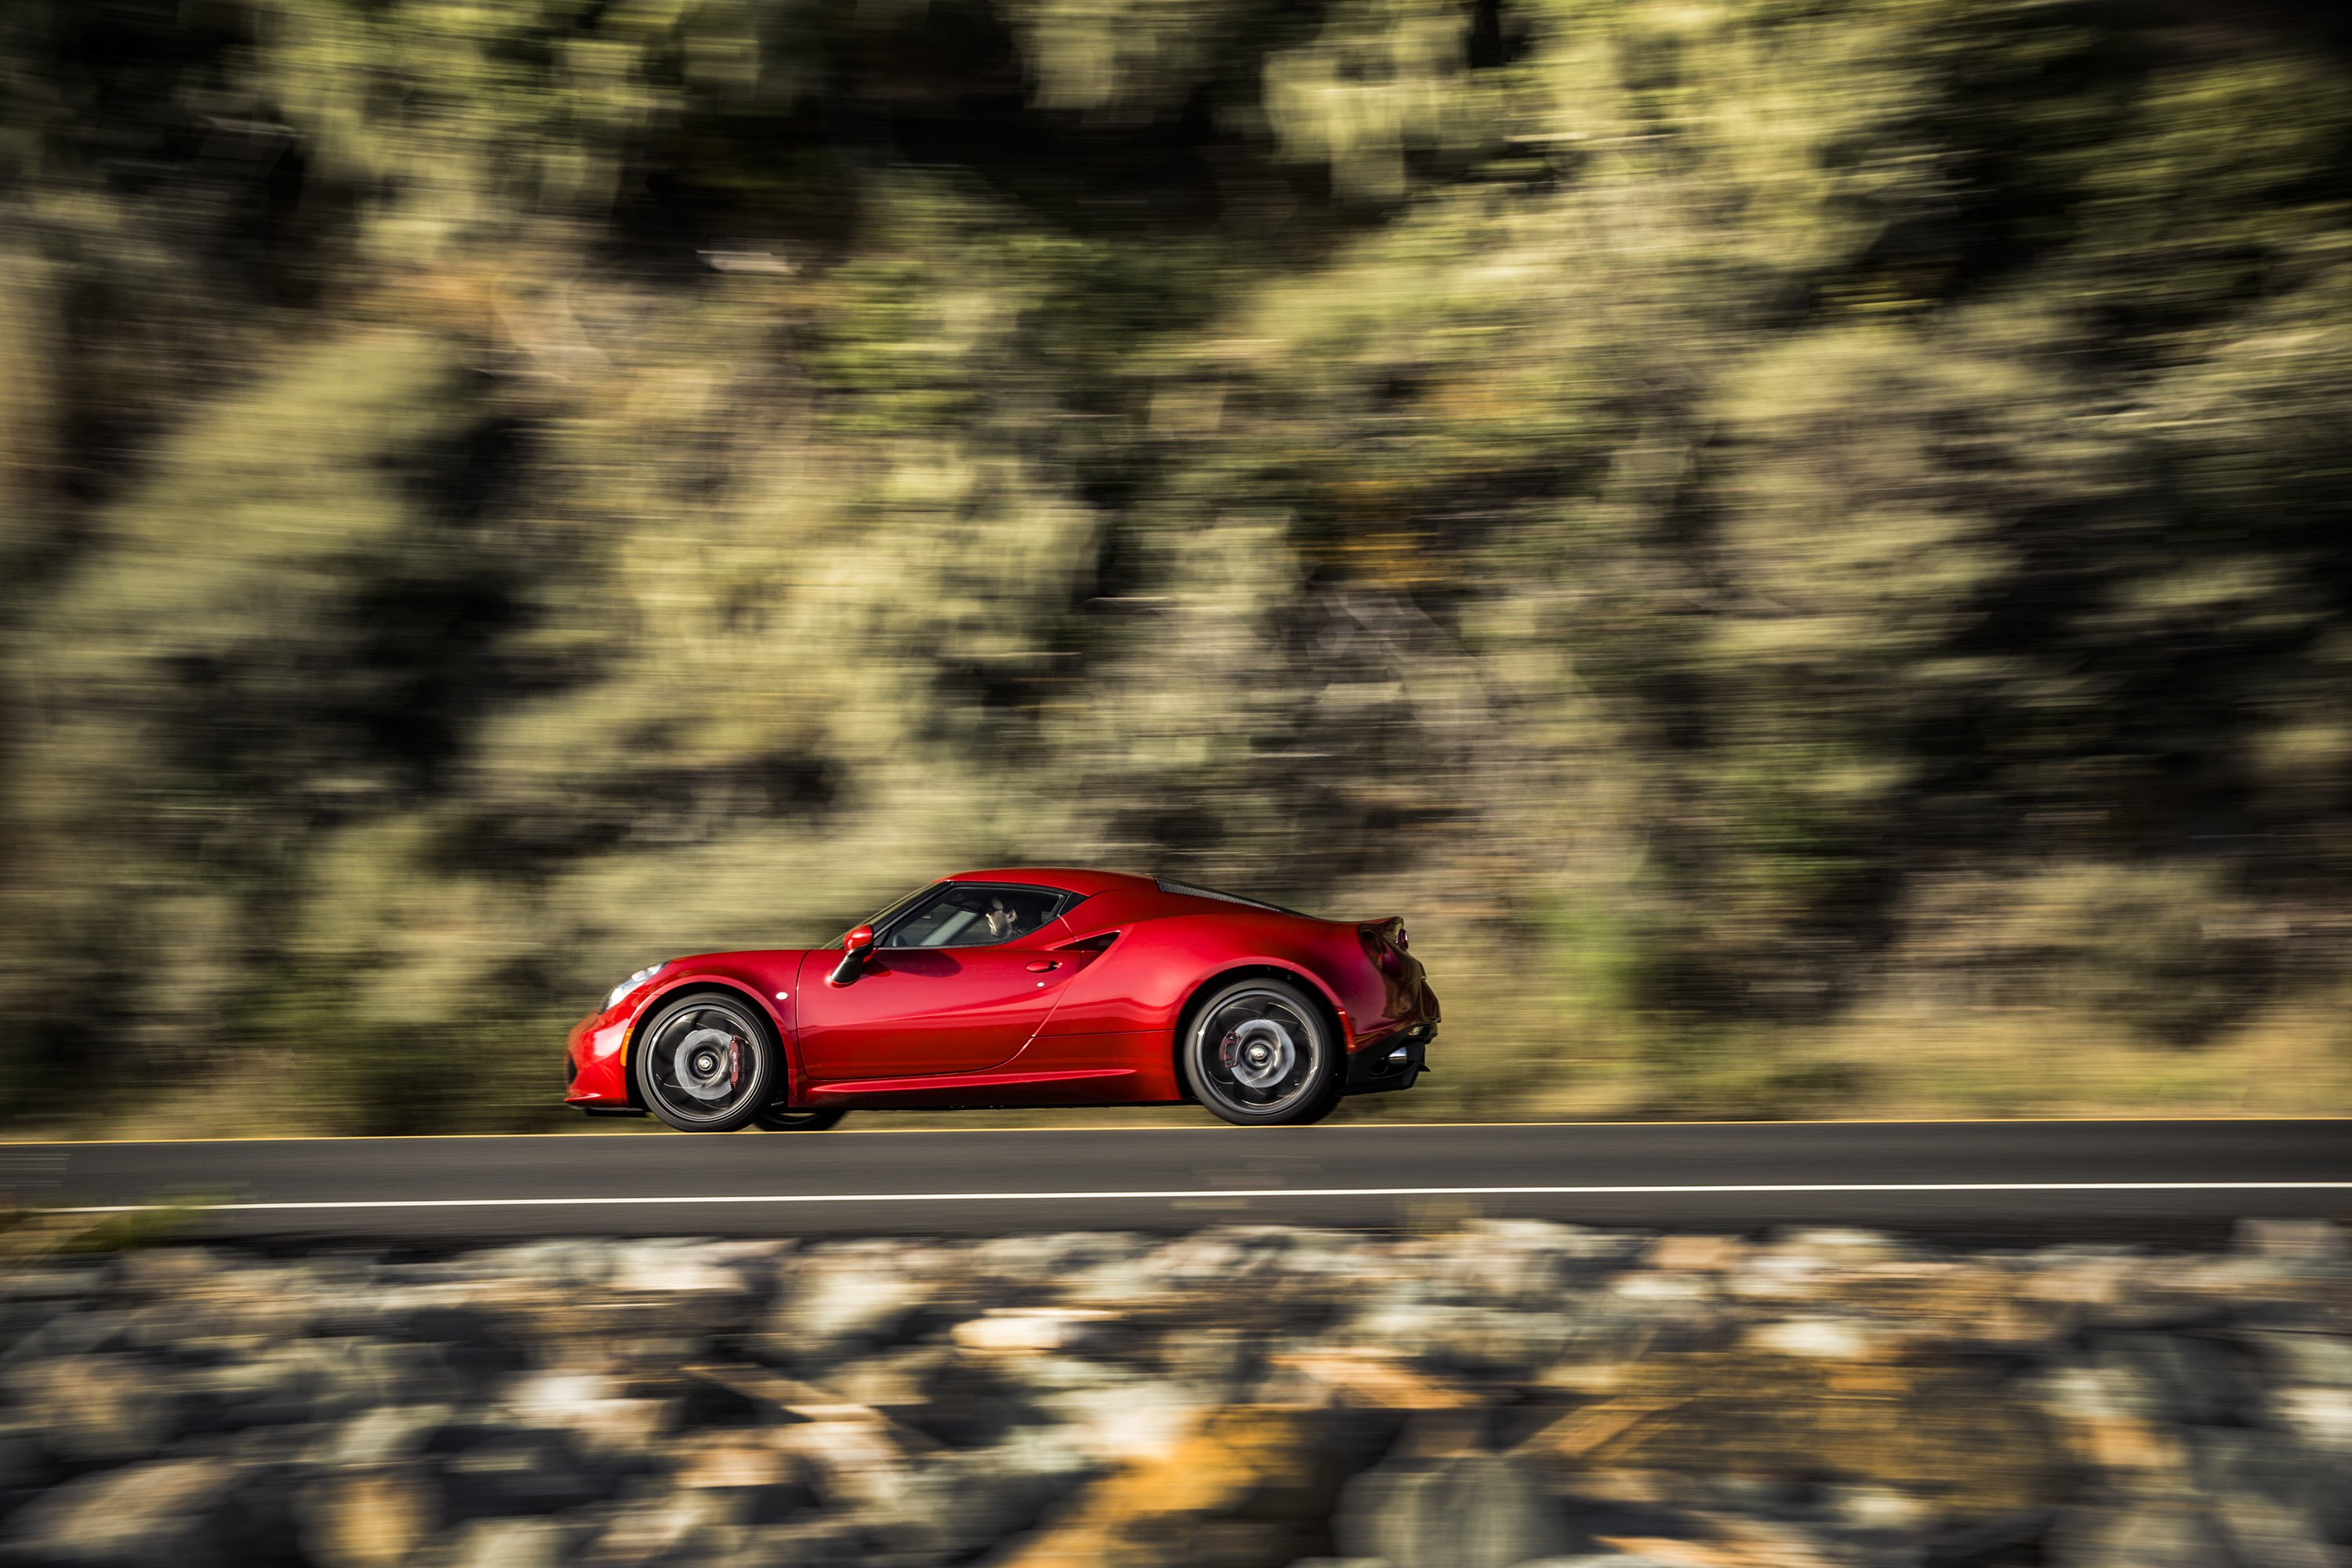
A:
805 1067 1134 1099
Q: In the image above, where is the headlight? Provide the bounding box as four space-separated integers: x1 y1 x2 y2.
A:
605 962 668 1013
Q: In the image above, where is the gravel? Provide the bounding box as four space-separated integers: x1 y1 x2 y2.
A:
0 1218 2344 1566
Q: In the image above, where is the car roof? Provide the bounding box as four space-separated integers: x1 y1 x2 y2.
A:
945 867 1162 897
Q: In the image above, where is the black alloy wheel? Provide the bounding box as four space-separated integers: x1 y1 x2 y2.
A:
633 993 779 1131
1181 977 1340 1126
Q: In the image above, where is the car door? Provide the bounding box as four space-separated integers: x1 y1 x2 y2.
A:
793 884 1080 1079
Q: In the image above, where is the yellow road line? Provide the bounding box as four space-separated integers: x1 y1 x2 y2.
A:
5 1113 2349 1147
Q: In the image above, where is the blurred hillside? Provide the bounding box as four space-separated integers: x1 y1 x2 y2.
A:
4 0 2351 1134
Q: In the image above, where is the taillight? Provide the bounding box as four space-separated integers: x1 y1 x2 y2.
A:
1359 918 1409 964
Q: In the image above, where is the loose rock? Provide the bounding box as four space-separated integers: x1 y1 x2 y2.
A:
0 1221 2340 1568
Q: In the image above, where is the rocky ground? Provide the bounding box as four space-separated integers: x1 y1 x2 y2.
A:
0 1219 2346 1568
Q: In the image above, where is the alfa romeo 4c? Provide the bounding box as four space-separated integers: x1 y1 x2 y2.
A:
564 869 1438 1131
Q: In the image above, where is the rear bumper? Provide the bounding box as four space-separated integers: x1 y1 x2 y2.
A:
1341 1023 1433 1096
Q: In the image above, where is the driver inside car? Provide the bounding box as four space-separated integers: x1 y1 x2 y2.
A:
982 895 1025 942
884 886 1061 948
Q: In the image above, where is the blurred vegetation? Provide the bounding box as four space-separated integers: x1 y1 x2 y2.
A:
3 0 2351 1134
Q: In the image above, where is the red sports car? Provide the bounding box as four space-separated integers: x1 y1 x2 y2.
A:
564 868 1439 1131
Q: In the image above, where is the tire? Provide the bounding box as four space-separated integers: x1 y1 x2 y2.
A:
633 992 779 1132
1180 977 1341 1127
753 1105 847 1132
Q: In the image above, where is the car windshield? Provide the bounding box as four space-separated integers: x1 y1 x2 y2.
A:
881 884 1073 949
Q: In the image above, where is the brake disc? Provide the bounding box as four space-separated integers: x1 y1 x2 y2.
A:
1223 1017 1296 1088
673 1025 742 1102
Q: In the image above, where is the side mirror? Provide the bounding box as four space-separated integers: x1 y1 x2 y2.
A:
828 925 876 987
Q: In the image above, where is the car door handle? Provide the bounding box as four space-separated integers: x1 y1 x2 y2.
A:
1025 960 1059 972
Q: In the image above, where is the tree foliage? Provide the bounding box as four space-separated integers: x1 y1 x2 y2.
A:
3 0 2350 1130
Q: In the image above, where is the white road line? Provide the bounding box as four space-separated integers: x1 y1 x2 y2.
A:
59 1180 2352 1214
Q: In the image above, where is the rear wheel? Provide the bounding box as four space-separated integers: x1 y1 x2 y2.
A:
633 993 778 1132
1181 978 1340 1127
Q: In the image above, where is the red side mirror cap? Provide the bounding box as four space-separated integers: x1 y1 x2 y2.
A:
828 925 877 988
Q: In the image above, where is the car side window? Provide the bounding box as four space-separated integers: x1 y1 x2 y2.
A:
880 885 1069 949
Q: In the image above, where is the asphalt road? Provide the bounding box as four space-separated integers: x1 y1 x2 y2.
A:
13 1118 2348 1246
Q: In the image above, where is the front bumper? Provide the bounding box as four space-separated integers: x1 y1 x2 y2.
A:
564 1011 635 1107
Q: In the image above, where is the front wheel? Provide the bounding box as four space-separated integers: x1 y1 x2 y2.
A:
633 993 779 1131
1180 978 1340 1127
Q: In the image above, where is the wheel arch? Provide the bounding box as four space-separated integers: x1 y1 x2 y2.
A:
1169 961 1353 1103
623 978 795 1111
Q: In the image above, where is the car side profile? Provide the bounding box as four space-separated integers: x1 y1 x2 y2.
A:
564 868 1439 1130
